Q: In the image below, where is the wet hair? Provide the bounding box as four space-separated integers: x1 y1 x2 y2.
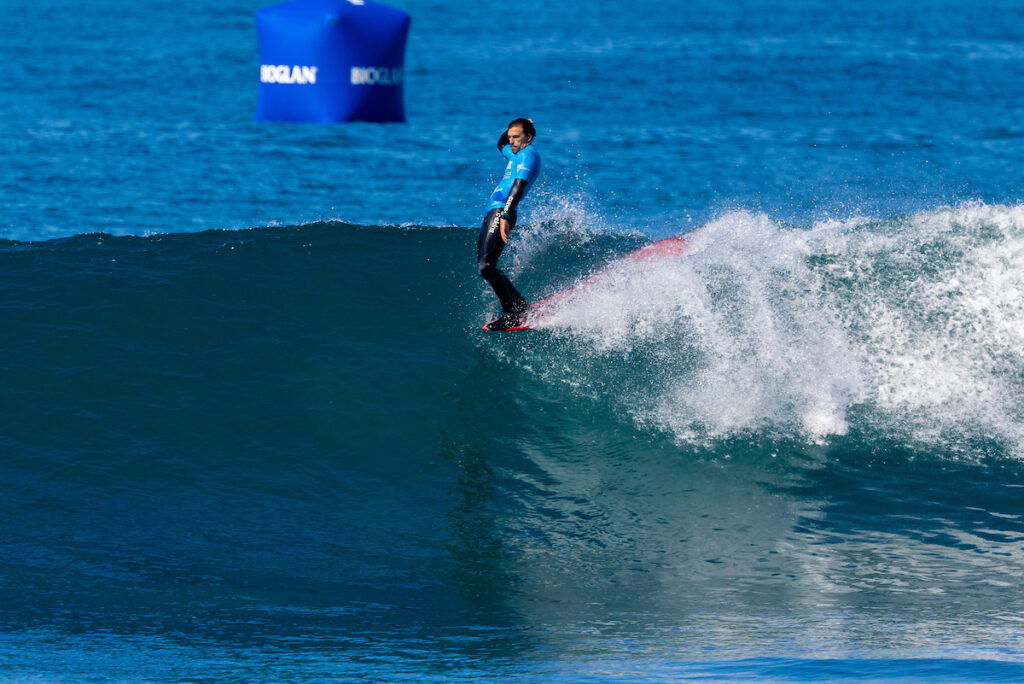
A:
507 117 536 139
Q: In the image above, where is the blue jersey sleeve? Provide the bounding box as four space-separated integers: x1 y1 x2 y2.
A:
486 145 541 212
513 147 540 182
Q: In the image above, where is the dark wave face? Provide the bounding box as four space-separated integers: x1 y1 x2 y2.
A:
3 210 1024 680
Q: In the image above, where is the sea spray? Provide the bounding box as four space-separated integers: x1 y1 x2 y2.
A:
815 202 1024 454
512 205 1024 454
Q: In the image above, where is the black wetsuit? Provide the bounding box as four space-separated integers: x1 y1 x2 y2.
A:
478 132 541 325
478 206 526 319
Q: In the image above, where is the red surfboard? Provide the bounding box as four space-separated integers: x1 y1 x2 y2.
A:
482 235 688 331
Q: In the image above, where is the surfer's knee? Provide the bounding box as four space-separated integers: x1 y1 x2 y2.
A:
478 260 496 280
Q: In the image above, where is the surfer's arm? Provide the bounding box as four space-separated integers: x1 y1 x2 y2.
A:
497 132 516 160
497 178 528 241
500 179 528 218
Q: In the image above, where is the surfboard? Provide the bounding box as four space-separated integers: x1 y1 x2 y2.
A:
482 235 688 332
481 318 532 332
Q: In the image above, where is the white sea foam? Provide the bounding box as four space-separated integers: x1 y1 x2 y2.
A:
528 204 1024 454
511 190 627 270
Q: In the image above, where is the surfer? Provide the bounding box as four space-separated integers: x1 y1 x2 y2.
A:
479 118 541 331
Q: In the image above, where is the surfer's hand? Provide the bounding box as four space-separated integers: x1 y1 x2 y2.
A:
499 217 510 243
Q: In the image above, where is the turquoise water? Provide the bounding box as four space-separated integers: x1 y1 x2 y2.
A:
4 0 1024 680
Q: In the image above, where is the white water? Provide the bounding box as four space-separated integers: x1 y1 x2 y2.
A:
525 204 1024 454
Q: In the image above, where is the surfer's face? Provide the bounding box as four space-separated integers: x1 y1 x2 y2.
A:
507 125 533 153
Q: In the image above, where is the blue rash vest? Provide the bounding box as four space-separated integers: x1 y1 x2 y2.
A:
486 144 541 211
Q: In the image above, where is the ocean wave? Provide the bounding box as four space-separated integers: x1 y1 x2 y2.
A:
504 203 1024 456
4 205 1024 459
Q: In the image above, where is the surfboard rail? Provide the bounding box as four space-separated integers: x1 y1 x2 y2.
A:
482 235 688 332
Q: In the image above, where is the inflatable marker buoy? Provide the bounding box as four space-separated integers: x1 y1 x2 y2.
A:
255 0 410 123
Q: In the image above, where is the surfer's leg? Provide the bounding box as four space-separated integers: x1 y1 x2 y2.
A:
478 209 527 318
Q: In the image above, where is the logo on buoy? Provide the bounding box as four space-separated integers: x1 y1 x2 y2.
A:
260 65 318 84
350 67 403 86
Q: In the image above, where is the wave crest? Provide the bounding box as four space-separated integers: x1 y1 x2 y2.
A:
510 204 1024 455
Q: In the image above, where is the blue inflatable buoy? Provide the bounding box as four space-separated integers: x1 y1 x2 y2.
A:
255 0 411 123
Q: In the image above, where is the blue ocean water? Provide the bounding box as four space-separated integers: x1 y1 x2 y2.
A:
4 0 1024 681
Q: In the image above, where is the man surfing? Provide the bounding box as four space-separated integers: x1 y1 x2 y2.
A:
479 118 541 331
